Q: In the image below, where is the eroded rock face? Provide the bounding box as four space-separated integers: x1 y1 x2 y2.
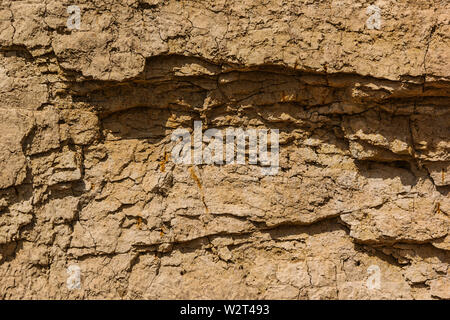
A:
0 0 449 299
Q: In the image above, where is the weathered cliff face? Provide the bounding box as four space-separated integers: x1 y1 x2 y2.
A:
0 0 449 299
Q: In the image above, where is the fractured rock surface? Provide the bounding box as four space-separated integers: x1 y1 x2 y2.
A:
0 0 449 299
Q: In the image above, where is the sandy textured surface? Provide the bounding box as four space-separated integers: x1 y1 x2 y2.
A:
0 0 449 299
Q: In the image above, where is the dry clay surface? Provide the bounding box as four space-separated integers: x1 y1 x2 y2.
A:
0 0 449 299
